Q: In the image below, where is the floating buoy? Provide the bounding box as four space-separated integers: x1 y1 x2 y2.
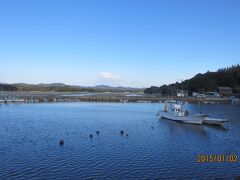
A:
90 134 93 138
96 131 99 135
120 130 124 135
59 139 64 146
151 127 154 129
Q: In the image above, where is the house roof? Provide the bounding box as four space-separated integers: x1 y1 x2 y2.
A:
218 87 233 94
176 89 188 91
218 87 232 90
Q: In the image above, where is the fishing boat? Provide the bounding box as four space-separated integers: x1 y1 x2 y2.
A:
157 102 203 125
157 102 228 126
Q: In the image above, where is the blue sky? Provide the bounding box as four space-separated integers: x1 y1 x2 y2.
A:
0 0 239 87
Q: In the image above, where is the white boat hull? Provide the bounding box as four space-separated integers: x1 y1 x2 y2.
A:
203 117 228 126
159 111 203 125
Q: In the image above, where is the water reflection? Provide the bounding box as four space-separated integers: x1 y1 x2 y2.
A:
158 117 208 138
204 124 229 131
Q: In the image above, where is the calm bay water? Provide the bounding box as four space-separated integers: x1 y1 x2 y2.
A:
0 102 240 179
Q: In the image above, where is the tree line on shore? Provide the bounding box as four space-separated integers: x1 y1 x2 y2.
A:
0 84 18 91
144 64 240 95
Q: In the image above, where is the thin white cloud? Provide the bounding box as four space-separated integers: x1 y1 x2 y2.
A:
99 72 120 80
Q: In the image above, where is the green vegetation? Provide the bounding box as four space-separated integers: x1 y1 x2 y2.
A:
144 64 240 95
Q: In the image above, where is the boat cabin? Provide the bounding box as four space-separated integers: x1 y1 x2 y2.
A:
171 104 185 116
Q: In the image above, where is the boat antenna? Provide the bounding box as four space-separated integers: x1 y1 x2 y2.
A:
180 79 183 111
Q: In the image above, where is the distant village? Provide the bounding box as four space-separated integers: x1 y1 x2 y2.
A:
149 86 234 98
0 86 239 104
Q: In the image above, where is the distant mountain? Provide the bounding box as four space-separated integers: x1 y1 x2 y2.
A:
94 85 112 89
6 83 143 92
94 85 142 91
37 83 66 87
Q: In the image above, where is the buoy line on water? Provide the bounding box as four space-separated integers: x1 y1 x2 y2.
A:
58 127 156 145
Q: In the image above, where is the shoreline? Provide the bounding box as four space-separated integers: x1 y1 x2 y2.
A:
0 91 233 104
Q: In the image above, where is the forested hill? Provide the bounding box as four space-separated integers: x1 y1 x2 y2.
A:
144 64 240 95
0 84 18 91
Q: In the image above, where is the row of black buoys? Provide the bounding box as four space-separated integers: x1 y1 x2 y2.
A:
59 129 131 145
